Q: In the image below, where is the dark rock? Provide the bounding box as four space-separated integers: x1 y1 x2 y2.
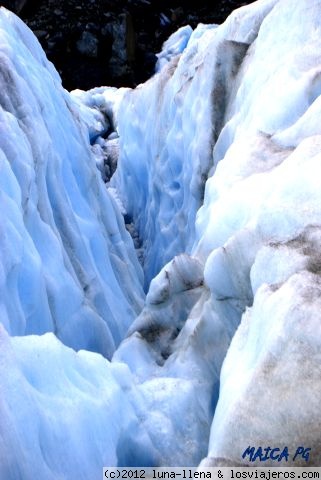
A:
1 0 27 13
19 0 257 90
108 13 135 81
170 7 184 22
143 51 157 71
159 12 170 26
33 29 47 39
46 31 64 51
76 31 99 58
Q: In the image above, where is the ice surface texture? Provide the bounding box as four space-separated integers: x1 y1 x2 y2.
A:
113 0 321 467
111 0 277 286
0 7 214 476
0 8 144 358
197 0 321 465
2 0 321 476
155 25 194 73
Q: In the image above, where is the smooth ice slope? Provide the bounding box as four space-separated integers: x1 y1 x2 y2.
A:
0 325 162 479
0 7 144 357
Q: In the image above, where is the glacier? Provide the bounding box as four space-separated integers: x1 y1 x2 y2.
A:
1 0 321 477
0 8 144 358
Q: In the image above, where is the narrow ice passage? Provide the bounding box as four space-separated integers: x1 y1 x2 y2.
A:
1 0 321 478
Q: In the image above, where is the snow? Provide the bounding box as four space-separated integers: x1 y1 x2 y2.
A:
2 0 321 475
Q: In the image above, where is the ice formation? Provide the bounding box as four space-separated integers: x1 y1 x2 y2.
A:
155 25 194 73
112 0 321 467
1 0 321 477
0 8 144 358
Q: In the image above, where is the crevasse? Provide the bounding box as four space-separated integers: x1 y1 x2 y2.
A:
1 0 321 478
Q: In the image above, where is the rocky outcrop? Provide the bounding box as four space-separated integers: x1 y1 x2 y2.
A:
15 0 256 90
1 0 28 13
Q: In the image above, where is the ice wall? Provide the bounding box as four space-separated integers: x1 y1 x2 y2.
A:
196 0 321 465
2 0 321 476
112 0 321 468
111 0 278 287
0 7 144 358
0 7 218 476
